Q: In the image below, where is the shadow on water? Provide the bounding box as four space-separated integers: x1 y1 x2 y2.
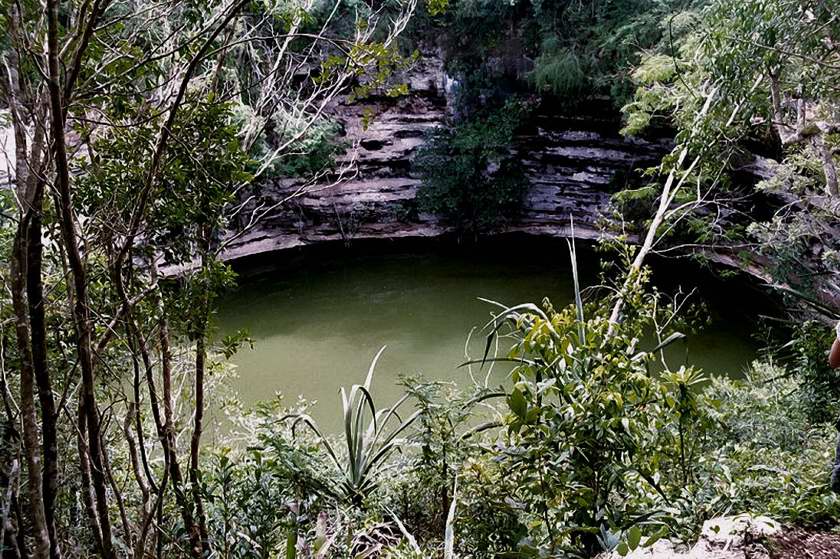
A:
212 235 768 432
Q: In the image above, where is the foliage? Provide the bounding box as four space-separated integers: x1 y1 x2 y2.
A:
786 322 840 424
237 107 344 179
285 347 420 506
206 396 354 558
620 0 840 319
105 274 840 558
392 380 475 539
427 0 696 112
476 245 709 556
386 379 527 557
77 97 252 264
0 0 420 555
530 40 585 98
205 447 300 558
697 361 840 528
414 100 530 235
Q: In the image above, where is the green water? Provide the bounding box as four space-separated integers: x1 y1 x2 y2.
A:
215 240 761 432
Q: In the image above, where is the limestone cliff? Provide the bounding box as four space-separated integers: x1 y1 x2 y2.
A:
219 56 671 261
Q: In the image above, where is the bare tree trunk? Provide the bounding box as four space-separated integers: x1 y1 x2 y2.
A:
148 262 203 558
10 231 50 559
158 301 203 558
190 331 209 555
124 404 150 513
124 316 164 559
101 438 131 551
2 7 51 557
189 234 212 555
817 136 839 196
25 185 61 559
1 458 22 559
76 402 103 551
44 0 114 554
1 336 25 559
607 86 720 335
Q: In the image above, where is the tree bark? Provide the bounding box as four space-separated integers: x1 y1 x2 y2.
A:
190 331 210 555
607 85 721 335
189 235 212 556
76 403 103 551
44 0 114 554
3 10 53 556
157 295 203 558
10 230 50 559
25 185 61 559
817 135 839 197
1 457 22 559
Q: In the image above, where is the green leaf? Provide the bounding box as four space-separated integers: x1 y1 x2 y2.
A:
508 388 528 419
628 526 642 550
643 526 668 547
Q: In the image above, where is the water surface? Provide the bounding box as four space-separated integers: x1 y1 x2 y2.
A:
215 239 761 431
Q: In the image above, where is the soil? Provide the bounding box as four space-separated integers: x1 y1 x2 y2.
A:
768 529 840 559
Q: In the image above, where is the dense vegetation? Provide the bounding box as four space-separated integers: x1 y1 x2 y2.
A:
414 99 530 236
0 0 837 557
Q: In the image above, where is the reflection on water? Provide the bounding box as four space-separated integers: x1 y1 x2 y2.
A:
214 239 761 432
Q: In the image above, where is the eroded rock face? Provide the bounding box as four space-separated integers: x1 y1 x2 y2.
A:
219 56 671 262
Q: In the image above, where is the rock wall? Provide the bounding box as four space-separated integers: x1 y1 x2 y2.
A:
219 57 672 262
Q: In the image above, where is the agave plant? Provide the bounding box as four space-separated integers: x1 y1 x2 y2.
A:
286 346 420 506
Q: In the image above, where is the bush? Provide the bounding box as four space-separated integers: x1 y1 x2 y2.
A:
385 379 526 557
694 361 840 528
530 40 586 97
788 321 840 423
414 100 530 236
205 399 330 558
474 246 712 556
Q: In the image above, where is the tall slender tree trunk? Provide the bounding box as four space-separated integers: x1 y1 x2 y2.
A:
189 234 212 555
76 403 103 551
25 185 61 559
148 262 202 557
158 300 203 558
607 85 720 335
9 229 50 559
0 457 23 559
44 0 114 555
3 6 52 557
0 359 24 559
190 332 209 554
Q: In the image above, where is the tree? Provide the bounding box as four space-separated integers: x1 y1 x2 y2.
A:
0 0 419 555
617 0 840 321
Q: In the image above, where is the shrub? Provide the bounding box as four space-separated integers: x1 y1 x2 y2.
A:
477 245 709 556
386 379 525 557
391 380 475 540
788 321 839 423
530 40 586 97
205 398 330 558
414 99 530 236
695 361 840 528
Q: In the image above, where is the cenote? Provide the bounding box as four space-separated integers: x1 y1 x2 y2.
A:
215 236 763 432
